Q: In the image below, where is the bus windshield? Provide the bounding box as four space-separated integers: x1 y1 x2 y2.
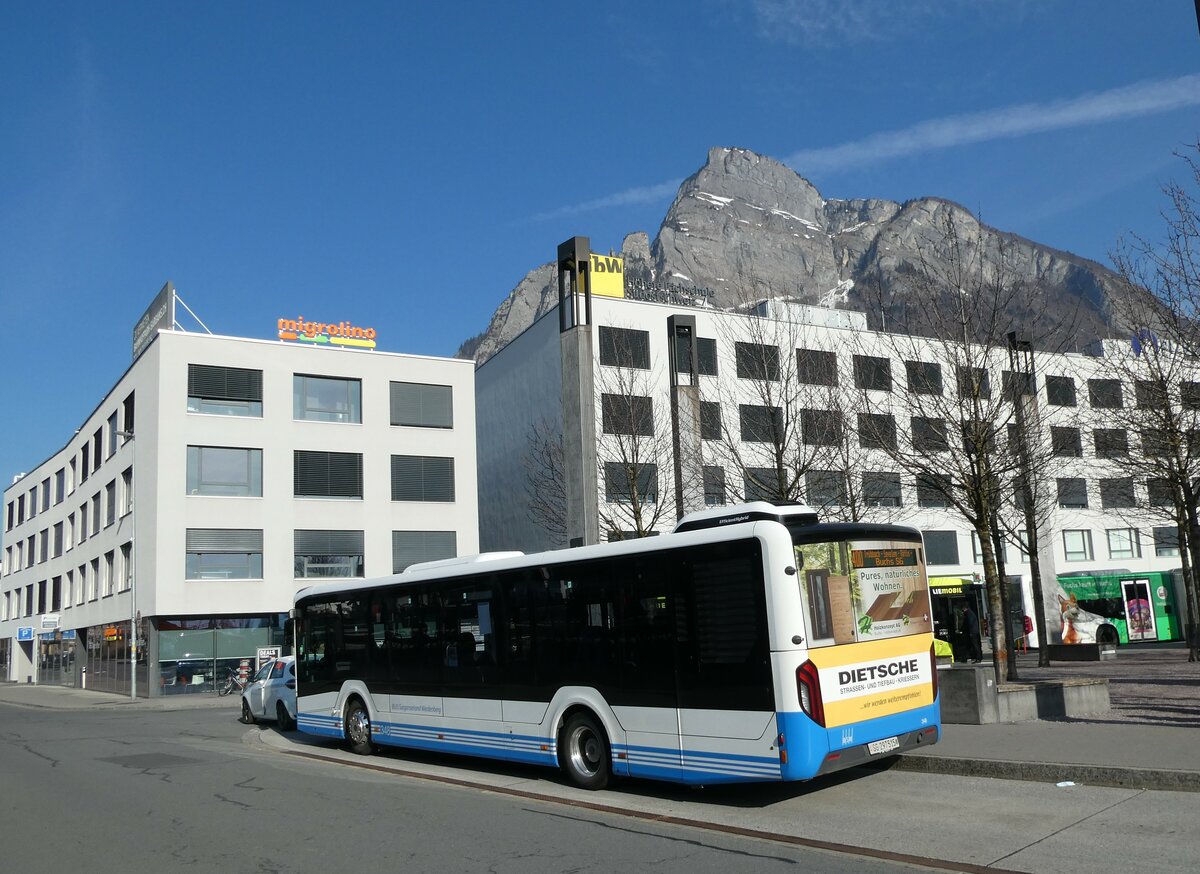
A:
794 537 931 646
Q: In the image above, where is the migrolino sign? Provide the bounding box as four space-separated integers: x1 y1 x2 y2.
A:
278 316 377 349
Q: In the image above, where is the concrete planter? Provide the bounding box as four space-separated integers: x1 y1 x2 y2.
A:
938 663 1111 724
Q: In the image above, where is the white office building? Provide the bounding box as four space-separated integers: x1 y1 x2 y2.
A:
476 238 1189 650
1 310 478 695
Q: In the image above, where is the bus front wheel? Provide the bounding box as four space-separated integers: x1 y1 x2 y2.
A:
345 699 373 755
560 712 611 790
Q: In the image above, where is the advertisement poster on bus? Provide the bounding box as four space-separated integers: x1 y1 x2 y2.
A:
851 544 932 641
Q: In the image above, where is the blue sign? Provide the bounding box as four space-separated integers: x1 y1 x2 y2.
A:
17 627 34 642
61 629 77 640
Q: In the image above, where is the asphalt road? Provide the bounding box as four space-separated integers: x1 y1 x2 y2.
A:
0 702 928 874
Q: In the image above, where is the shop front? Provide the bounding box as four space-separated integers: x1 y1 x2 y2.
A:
929 576 987 661
154 615 287 695
38 628 78 687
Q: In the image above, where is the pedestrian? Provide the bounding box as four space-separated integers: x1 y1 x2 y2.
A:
960 601 982 662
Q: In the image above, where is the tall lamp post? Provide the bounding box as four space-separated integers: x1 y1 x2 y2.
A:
117 430 137 699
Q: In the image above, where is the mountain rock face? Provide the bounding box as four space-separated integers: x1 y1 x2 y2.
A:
460 147 1121 363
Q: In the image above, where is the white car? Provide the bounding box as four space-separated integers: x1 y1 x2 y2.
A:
240 656 297 730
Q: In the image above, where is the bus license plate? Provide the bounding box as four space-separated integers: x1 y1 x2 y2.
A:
867 736 900 755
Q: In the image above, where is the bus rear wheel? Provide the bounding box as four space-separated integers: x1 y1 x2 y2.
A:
560 712 611 790
345 699 373 755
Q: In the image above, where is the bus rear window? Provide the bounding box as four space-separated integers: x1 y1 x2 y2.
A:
795 539 932 645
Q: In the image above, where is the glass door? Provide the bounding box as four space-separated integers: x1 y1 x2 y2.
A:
1122 579 1157 642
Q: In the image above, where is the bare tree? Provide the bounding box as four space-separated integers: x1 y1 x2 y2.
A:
522 416 567 547
858 206 1079 682
1092 147 1200 660
707 298 850 506
595 325 677 540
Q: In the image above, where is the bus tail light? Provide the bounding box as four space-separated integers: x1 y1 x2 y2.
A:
929 643 938 700
796 660 825 727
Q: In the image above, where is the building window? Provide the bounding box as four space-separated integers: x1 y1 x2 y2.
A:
598 326 650 369
1062 529 1094 562
54 469 65 505
858 413 897 450
603 462 658 503
1148 479 1173 507
1153 526 1180 556
1088 378 1123 409
739 404 782 443
103 551 115 597
1141 429 1170 457
957 366 991 400
68 458 76 495
853 355 891 392
923 531 959 565
1134 379 1165 409
89 559 99 600
735 342 780 381
862 472 901 507
1100 477 1135 509
601 394 654 436
1106 528 1141 560
916 473 951 508
120 542 133 592
293 530 364 577
293 374 362 423
971 531 984 564
1057 478 1088 509
185 529 264 580
107 411 119 458
294 450 364 499
66 513 74 551
905 361 943 395
92 429 102 474
743 468 781 502
1180 381 1200 409
389 381 453 428
39 529 48 563
121 468 133 515
1093 429 1129 458
699 402 722 440
805 470 846 507
105 481 117 527
1001 370 1034 402
188 364 263 416
674 336 717 376
1051 427 1082 457
391 455 455 502
80 444 90 484
911 417 949 452
702 466 726 506
40 478 50 513
122 391 135 439
801 409 842 446
29 485 37 519
392 530 457 573
187 446 263 497
1045 375 1077 406
79 502 88 544
797 349 837 386
53 522 63 558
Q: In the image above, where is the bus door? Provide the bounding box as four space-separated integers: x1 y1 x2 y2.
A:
1121 579 1157 642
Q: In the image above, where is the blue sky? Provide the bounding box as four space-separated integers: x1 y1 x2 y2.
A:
1 1 1198 483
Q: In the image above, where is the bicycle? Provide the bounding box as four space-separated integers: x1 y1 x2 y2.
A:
217 667 250 697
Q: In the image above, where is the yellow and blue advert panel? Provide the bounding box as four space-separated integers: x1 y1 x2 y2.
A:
809 634 935 727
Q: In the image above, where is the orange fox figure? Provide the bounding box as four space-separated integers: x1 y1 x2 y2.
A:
1058 593 1082 644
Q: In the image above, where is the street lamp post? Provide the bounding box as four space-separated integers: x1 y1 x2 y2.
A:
117 430 136 700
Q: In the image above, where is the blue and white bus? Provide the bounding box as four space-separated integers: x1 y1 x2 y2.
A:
293 502 940 789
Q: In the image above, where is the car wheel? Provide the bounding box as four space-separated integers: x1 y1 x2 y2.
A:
344 699 373 755
559 711 611 790
276 700 295 732
240 698 255 725
1097 625 1119 645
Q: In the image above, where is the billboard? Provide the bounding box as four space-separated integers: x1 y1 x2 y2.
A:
131 281 176 360
589 253 625 299
278 316 377 349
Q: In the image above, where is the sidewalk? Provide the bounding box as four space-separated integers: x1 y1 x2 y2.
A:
895 643 1200 791
0 680 235 711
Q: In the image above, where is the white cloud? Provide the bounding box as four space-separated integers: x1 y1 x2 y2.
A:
784 74 1200 174
749 0 1002 47
527 74 1200 221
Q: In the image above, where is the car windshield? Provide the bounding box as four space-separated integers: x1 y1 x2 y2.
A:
253 662 273 682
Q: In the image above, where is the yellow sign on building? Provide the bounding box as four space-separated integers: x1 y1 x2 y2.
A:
590 254 625 299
